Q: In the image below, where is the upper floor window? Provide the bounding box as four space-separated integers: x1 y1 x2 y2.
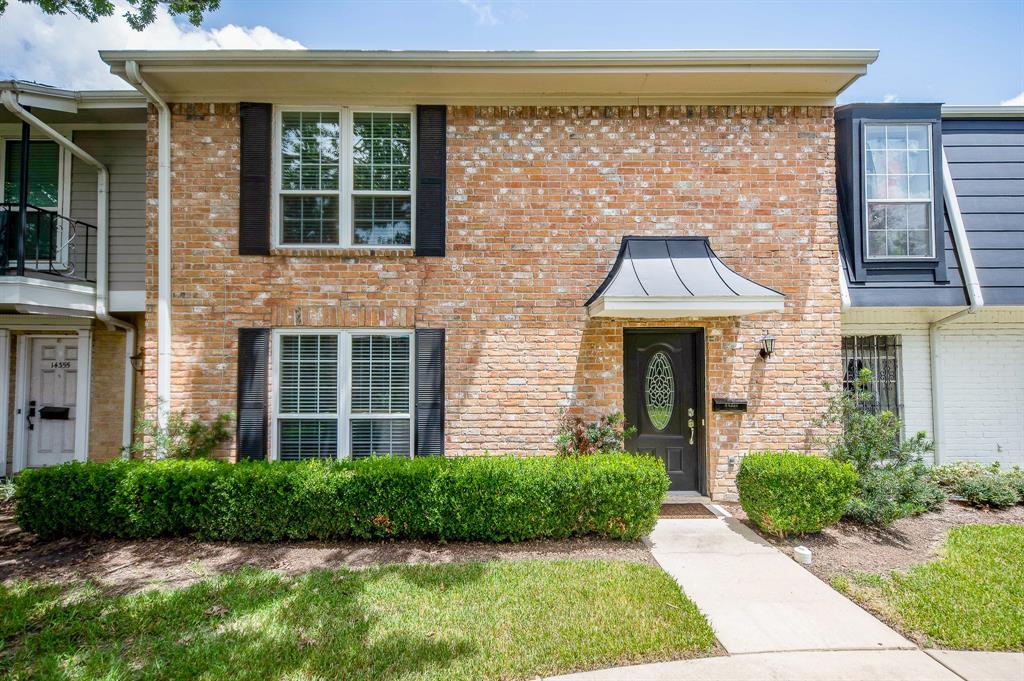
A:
275 108 414 248
863 123 934 259
3 139 61 209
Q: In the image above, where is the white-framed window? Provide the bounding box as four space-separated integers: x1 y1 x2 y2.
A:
862 123 935 260
271 329 414 460
272 107 415 248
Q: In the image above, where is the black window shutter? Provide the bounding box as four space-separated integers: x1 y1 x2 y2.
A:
239 102 272 255
415 328 445 456
415 105 446 257
236 328 270 460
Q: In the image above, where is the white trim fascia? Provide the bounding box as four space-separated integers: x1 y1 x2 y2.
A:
941 148 984 312
0 329 9 477
100 48 881 68
0 277 96 312
941 105 1024 119
109 289 146 312
0 81 146 112
588 295 786 318
839 257 852 312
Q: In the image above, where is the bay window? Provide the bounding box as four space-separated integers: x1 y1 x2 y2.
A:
863 123 934 259
275 107 414 247
273 330 413 460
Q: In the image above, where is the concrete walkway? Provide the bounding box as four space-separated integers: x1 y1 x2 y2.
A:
549 649 1024 681
648 515 911 654
549 514 1024 680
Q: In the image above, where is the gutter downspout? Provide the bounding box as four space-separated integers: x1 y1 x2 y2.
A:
0 89 136 454
929 148 985 464
124 61 171 432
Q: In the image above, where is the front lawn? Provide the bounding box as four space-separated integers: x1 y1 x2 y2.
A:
832 524 1023 650
0 559 716 680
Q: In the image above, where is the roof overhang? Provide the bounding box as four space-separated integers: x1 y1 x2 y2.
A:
0 80 147 125
587 237 785 318
99 49 878 105
942 105 1024 119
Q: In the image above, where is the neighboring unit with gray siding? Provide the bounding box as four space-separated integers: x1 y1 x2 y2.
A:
943 117 1024 306
69 129 146 293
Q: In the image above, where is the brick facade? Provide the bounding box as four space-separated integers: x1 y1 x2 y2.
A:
88 325 127 462
147 103 841 499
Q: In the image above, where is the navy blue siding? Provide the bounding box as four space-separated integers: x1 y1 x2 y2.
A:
943 118 1024 306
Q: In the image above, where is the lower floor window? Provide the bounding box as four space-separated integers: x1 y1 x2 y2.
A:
842 335 901 417
274 330 412 460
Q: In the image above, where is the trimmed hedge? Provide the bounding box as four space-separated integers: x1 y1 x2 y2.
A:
736 451 858 537
14 453 668 542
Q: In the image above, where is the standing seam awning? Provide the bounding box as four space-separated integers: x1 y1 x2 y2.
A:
586 237 785 318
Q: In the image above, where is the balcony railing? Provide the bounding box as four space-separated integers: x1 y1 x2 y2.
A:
0 202 97 284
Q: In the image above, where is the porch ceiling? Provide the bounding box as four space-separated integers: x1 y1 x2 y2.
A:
586 237 785 318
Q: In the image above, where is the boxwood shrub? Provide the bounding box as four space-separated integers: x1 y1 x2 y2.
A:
736 451 858 537
14 453 668 542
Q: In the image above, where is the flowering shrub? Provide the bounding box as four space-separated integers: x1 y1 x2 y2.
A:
555 411 637 456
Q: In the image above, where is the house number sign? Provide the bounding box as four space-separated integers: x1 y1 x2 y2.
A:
50 361 72 369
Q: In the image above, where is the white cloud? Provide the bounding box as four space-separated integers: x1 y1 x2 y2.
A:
0 1 304 90
459 0 498 26
883 94 898 103
1001 91 1024 106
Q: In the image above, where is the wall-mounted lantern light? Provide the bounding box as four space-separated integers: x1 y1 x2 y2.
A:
758 333 775 359
130 350 145 373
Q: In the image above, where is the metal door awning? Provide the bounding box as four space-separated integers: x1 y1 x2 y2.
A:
586 237 785 318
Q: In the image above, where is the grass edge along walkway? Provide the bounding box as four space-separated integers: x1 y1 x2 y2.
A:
1 558 717 680
832 524 1024 651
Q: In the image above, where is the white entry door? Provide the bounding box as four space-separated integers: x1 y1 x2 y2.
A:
25 337 79 468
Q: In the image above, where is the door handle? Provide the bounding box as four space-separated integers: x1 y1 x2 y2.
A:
27 400 35 431
687 407 695 445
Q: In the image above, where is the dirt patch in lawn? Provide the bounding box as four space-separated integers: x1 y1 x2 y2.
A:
0 510 656 595
720 500 1024 581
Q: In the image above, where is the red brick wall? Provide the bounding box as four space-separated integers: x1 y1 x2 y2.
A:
146 103 841 499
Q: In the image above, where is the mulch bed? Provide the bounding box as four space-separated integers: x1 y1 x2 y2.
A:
659 504 716 519
721 500 1024 581
0 509 656 595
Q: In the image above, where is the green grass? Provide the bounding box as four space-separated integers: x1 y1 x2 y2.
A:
838 524 1024 650
0 559 716 680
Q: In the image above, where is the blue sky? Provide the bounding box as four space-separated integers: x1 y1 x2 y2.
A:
202 0 1023 104
2 0 1022 103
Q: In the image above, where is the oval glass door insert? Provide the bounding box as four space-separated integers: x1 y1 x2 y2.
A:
645 351 675 431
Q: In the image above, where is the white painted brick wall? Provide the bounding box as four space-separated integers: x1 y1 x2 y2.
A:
841 315 933 441
936 324 1024 466
842 308 1024 467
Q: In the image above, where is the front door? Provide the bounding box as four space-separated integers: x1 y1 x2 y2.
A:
25 337 78 468
624 330 703 492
